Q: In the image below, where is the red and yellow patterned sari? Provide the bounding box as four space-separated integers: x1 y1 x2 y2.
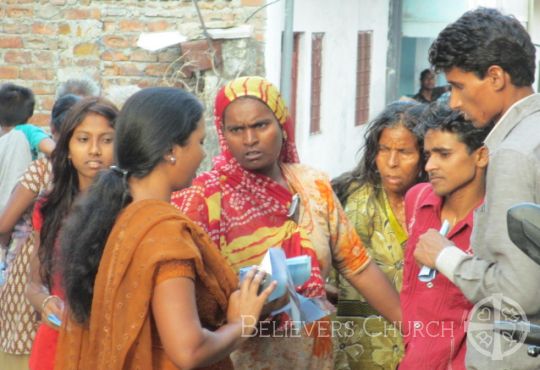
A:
172 76 370 369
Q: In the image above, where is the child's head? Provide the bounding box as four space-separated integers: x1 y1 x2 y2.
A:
50 94 81 140
53 96 118 192
0 83 35 127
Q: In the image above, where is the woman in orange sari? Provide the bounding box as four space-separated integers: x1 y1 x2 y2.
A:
54 87 275 370
172 76 401 369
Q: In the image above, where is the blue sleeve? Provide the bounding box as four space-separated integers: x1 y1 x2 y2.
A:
14 124 50 154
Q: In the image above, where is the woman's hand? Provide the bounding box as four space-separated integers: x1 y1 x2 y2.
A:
227 268 276 336
41 295 64 330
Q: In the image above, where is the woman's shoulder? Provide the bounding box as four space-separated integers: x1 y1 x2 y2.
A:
123 199 189 223
283 163 330 181
171 170 222 213
116 200 208 248
347 182 376 201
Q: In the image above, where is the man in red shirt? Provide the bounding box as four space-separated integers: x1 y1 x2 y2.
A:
400 105 491 369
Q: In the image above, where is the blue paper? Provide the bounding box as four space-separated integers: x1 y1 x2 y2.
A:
418 220 450 282
239 248 327 325
48 313 61 327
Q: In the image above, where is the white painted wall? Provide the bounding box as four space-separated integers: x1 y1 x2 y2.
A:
265 0 390 178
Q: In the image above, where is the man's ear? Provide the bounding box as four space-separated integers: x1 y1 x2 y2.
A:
475 145 489 169
486 65 507 92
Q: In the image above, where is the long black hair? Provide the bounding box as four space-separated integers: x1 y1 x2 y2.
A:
60 87 204 323
332 101 427 205
39 97 118 290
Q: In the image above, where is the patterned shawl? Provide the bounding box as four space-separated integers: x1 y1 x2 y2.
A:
172 76 325 299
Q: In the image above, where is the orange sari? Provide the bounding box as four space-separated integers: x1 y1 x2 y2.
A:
54 200 237 370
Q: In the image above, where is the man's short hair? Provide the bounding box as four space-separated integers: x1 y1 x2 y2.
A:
420 68 434 82
418 103 491 153
0 83 35 127
429 7 535 87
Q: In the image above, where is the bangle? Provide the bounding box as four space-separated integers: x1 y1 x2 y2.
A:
41 295 59 314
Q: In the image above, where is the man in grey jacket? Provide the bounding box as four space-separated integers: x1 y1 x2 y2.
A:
413 8 540 369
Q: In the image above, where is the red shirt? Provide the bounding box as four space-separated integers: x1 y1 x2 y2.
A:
29 198 63 370
400 183 477 370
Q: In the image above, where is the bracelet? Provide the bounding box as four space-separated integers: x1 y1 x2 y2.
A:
40 295 59 314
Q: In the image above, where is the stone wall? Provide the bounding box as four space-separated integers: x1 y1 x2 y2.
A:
0 0 267 167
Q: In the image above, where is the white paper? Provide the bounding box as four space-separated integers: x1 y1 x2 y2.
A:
136 31 187 52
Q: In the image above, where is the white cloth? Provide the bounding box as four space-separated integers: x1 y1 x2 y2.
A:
0 130 31 212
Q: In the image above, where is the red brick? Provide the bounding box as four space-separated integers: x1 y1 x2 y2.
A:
3 23 30 34
254 31 264 42
135 78 159 88
241 0 264 5
6 7 33 18
58 23 71 35
101 51 129 61
73 42 100 57
65 8 100 20
28 113 50 126
158 49 181 63
4 50 31 64
0 37 23 48
144 64 168 77
103 65 116 77
0 66 19 79
21 68 54 81
119 20 145 32
24 37 58 50
33 51 55 64
130 50 157 62
32 23 57 35
30 82 56 95
220 13 235 23
103 21 116 33
147 20 171 32
111 63 143 77
39 96 56 111
74 59 101 68
103 35 130 49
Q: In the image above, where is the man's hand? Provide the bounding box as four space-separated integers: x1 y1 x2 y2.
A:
414 229 454 268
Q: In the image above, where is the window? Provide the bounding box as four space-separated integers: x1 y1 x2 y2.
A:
355 31 372 126
290 32 302 125
310 32 324 134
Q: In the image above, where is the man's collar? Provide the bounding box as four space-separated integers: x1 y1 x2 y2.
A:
484 93 540 150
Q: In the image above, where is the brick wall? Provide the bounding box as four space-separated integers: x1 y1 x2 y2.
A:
0 0 267 127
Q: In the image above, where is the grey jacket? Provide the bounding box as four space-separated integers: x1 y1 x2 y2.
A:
452 94 540 369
